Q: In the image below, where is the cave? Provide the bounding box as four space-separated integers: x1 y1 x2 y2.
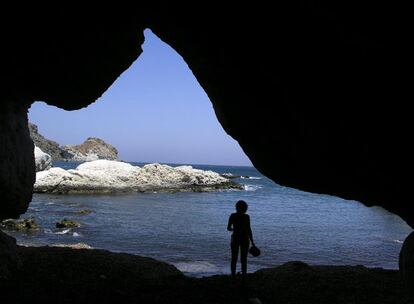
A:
1 4 413 303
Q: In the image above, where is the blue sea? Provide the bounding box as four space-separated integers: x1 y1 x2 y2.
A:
6 161 412 277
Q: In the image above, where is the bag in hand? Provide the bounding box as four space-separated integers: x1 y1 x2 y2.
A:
248 245 261 257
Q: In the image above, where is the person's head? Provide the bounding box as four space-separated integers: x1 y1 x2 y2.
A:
235 200 248 214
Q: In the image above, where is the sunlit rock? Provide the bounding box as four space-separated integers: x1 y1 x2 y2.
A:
62 137 118 162
34 146 52 172
34 160 241 193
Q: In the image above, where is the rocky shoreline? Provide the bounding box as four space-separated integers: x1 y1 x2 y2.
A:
0 241 409 304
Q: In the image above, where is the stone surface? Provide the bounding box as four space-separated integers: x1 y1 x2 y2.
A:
29 123 66 160
0 102 35 220
34 146 52 172
0 230 21 279
34 160 241 193
62 137 118 161
399 231 414 301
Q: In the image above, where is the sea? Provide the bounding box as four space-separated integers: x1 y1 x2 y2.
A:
5 161 412 277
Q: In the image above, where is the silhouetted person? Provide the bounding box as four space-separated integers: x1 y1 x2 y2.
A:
227 200 254 278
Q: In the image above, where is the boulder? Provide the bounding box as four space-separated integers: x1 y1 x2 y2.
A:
0 230 22 278
34 160 241 194
34 146 52 172
56 219 81 228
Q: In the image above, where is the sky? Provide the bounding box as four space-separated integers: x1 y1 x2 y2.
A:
29 29 252 166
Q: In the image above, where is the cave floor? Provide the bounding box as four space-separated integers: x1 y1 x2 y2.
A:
0 246 409 304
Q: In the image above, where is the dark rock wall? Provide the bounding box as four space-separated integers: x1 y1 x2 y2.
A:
148 5 412 227
0 102 35 219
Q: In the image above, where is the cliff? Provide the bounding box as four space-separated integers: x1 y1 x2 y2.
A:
29 123 118 162
29 123 65 160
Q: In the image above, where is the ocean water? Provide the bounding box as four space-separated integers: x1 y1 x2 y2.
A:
6 161 412 277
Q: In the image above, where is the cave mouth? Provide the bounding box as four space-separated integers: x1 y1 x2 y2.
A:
6 29 411 277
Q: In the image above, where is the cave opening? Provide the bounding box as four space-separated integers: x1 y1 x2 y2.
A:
4 29 411 277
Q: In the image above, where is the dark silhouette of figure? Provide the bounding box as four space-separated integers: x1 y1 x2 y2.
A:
227 200 254 278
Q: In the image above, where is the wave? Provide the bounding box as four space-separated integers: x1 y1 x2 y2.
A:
393 239 404 244
173 261 219 273
247 176 262 180
55 228 72 235
73 232 81 237
244 184 262 191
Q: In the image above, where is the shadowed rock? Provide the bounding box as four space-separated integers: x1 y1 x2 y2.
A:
0 231 21 279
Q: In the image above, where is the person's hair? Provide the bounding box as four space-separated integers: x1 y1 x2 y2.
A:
235 200 248 213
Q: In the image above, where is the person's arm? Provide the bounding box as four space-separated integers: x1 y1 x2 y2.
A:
227 214 233 231
247 215 254 245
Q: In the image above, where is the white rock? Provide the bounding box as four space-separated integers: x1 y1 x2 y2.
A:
34 146 52 172
34 160 238 193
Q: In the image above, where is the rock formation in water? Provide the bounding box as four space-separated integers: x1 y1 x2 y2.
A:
0 217 40 231
62 137 118 161
34 146 52 172
29 123 66 160
34 160 241 193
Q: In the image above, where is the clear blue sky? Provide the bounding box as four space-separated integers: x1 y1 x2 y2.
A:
29 29 252 166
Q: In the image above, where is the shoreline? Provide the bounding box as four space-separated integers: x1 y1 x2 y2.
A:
1 244 408 304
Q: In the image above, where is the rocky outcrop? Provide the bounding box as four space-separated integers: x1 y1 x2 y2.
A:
30 123 118 162
34 160 241 194
29 123 66 160
56 219 81 228
34 146 52 172
0 217 40 231
62 137 118 161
